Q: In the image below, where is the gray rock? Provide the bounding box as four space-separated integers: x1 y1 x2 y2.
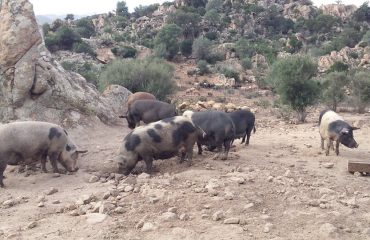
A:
141 222 157 232
323 163 334 169
89 176 100 183
124 185 134 192
159 212 177 222
99 202 115 214
212 211 224 221
27 221 37 229
224 218 240 224
168 207 178 213
319 223 338 238
44 187 58 196
86 213 107 224
179 213 190 221
149 197 160 204
52 200 61 204
263 223 273 233
2 199 15 207
244 203 255 210
114 207 125 214
138 173 150 179
37 202 45 208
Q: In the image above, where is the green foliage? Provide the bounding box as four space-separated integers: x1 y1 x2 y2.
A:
62 61 100 86
362 30 370 44
235 38 278 64
204 9 222 30
197 60 210 75
42 23 51 35
75 18 95 38
133 4 160 18
154 24 182 60
352 2 370 22
116 1 129 17
241 57 252 70
350 71 370 113
328 61 349 73
206 0 223 12
321 72 349 111
221 67 240 83
72 42 96 57
167 9 201 39
244 4 265 14
259 6 294 35
45 26 82 52
295 14 339 33
267 55 320 122
185 0 207 8
286 37 303 54
320 27 364 54
111 46 137 58
99 58 176 100
180 39 193 57
114 16 129 29
65 14 74 21
192 37 212 61
205 32 218 40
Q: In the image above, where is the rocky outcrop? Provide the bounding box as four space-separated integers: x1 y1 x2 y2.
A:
320 4 357 20
0 0 131 126
283 1 316 20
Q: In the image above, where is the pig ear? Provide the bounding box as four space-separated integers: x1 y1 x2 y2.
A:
351 126 360 131
119 115 127 118
76 150 88 154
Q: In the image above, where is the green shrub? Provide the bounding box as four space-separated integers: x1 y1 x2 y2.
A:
221 67 240 83
192 37 212 61
114 16 129 29
42 23 51 35
235 38 278 64
116 1 129 17
111 46 137 58
154 24 182 60
205 32 218 40
75 18 95 38
180 39 193 57
241 57 252 70
72 42 96 57
352 2 370 22
133 4 160 18
267 55 320 122
350 71 370 113
62 61 100 86
46 26 82 52
321 72 349 111
205 0 223 12
197 60 209 75
99 57 176 100
328 61 349 72
167 9 201 39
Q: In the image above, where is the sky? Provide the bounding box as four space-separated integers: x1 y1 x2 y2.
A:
29 0 367 16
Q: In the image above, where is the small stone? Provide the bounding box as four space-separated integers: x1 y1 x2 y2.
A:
284 170 292 178
354 172 362 177
263 223 273 233
124 185 134 192
141 222 157 232
320 223 338 238
2 199 15 207
138 173 150 179
149 197 159 204
224 218 240 224
159 212 177 222
179 213 189 221
37 195 46 203
267 176 274 182
168 207 178 213
225 192 234 200
89 175 99 183
114 207 125 214
69 210 80 216
52 173 61 178
212 211 224 221
99 202 115 214
102 192 111 200
92 201 102 213
44 187 58 196
27 221 37 229
201 214 209 219
231 177 245 184
52 200 61 204
244 203 255 210
323 163 334 169
133 187 140 193
308 199 320 207
86 213 107 224
115 173 124 181
260 214 271 221
37 202 45 208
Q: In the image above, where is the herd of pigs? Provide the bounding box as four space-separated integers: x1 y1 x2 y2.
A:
0 92 360 188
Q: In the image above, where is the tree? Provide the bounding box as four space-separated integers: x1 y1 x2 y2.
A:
167 9 201 39
180 39 193 57
350 71 370 113
205 0 223 12
192 37 212 62
328 61 349 72
353 2 370 22
117 1 129 17
267 56 320 122
75 18 95 38
154 24 182 60
321 72 349 111
204 9 222 31
65 14 74 21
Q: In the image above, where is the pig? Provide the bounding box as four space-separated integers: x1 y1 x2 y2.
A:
319 110 359 156
120 100 177 129
0 121 87 188
228 110 256 146
116 116 205 175
182 110 235 160
126 92 156 111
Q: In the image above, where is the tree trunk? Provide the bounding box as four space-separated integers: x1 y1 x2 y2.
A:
297 109 307 123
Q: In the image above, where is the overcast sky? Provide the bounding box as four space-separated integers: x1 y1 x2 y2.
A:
29 0 367 16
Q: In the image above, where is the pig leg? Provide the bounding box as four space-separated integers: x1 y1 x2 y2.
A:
49 153 60 173
0 162 7 188
40 152 48 173
241 132 247 144
221 139 232 160
325 140 332 156
143 156 153 174
335 141 340 156
321 138 325 150
185 147 193 166
197 142 203 155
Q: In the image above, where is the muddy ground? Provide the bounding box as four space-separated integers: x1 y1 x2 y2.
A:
1 110 370 240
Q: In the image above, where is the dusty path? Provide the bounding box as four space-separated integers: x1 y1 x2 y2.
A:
1 113 370 240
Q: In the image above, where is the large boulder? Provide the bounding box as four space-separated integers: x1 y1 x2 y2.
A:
320 4 357 20
0 0 131 126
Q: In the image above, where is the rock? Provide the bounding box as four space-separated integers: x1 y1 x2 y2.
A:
92 201 103 213
44 187 58 196
89 176 100 183
69 210 80 216
212 211 224 221
114 207 125 214
149 197 159 204
99 202 115 214
323 163 334 169
179 213 190 221
138 173 150 179
79 194 95 205
37 202 45 208
37 195 46 203
2 199 15 207
159 212 177 222
230 176 245 184
86 213 107 224
52 200 61 204
263 223 274 233
224 218 240 224
319 223 338 238
124 185 134 192
141 222 157 232
102 192 111 200
354 172 362 177
52 173 61 178
320 4 357 20
267 176 274 182
27 221 37 229
363 228 370 235
133 187 140 193
244 203 255 210
168 207 178 213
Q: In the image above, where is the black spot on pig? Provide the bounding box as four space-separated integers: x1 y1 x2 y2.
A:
147 129 162 143
173 122 196 146
125 134 141 151
48 127 62 140
66 145 71 151
162 117 175 125
154 124 163 130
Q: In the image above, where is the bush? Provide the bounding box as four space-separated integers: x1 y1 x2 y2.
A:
197 60 209 75
114 16 129 29
167 9 201 39
42 23 51 35
267 55 320 122
221 67 240 83
241 57 252 70
75 18 95 38
154 24 182 60
352 2 370 22
111 46 137 58
205 0 223 12
205 32 218 40
328 61 349 72
55 26 81 50
235 38 278 64
350 71 370 113
180 39 193 57
99 57 176 100
321 72 349 111
133 4 160 18
62 61 100 86
72 42 96 57
192 37 212 61
116 1 129 17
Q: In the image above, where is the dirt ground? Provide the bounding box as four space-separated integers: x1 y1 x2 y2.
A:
1 110 370 240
